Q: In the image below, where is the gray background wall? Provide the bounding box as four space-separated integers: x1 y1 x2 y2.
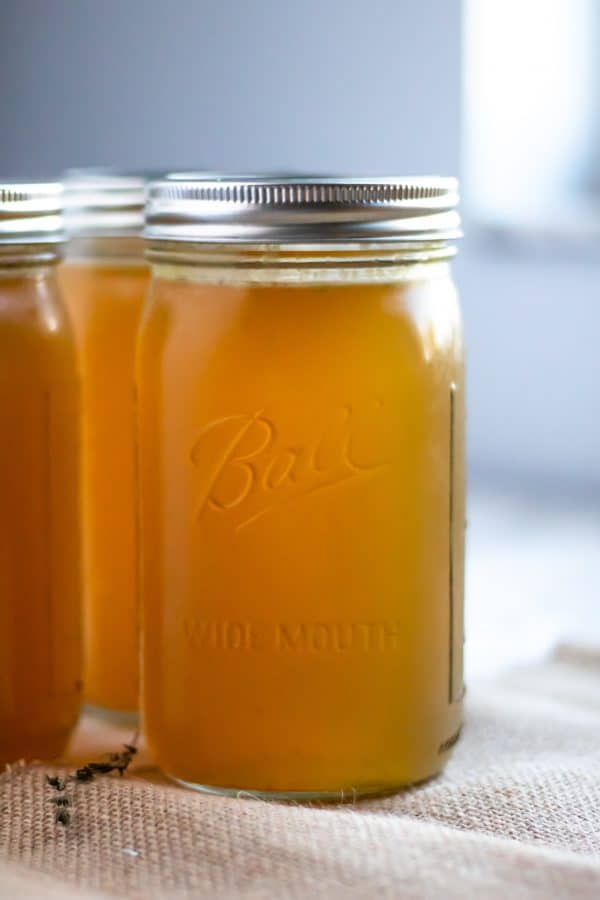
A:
0 0 460 176
1 0 598 492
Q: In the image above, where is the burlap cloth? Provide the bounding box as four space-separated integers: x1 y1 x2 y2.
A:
1 644 600 899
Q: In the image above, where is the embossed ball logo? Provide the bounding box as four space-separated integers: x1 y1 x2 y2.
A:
190 402 389 530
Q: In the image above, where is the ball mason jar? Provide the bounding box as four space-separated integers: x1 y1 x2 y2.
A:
0 183 82 763
138 176 465 798
59 170 154 717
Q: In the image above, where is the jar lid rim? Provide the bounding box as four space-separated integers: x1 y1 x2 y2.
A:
63 168 162 238
144 175 461 245
0 181 65 244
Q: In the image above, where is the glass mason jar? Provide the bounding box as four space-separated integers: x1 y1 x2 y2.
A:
139 176 465 798
0 183 82 763
59 170 153 717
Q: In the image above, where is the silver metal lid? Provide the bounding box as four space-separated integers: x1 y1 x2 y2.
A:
0 182 64 244
145 175 460 245
63 168 159 237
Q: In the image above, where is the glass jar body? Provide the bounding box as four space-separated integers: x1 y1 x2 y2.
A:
0 265 82 763
137 248 465 797
59 251 149 715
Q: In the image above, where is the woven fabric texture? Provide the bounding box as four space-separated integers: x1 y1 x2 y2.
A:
1 645 600 899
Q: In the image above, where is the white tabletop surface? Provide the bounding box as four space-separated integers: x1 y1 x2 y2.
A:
465 483 600 680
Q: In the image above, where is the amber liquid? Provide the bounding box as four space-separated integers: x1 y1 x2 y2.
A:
59 262 148 713
138 261 465 795
0 269 82 764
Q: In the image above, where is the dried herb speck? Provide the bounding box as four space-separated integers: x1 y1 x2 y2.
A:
46 741 138 826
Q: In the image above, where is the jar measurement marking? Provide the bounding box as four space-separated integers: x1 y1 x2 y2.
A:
448 382 456 705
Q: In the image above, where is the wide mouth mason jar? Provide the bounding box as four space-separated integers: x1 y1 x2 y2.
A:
0 183 82 763
139 176 465 799
59 169 156 718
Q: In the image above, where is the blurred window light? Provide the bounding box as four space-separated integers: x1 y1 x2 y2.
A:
464 0 599 230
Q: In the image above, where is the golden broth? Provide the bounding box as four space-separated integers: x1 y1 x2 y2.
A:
0 269 82 763
59 262 148 712
137 261 465 795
